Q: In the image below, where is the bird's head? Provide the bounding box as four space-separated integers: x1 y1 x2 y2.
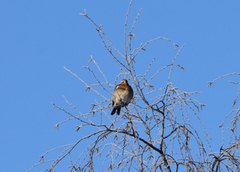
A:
120 79 128 85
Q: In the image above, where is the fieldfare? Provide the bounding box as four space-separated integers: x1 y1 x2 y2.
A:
111 79 133 115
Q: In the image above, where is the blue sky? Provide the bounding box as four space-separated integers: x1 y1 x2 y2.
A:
1 1 240 171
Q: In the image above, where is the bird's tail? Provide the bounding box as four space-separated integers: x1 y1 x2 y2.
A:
111 106 121 115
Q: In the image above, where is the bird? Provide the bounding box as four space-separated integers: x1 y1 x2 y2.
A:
111 79 133 115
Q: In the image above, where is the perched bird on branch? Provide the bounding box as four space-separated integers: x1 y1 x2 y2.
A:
111 79 133 115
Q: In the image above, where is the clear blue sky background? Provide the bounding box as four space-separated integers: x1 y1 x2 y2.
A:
1 1 240 171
